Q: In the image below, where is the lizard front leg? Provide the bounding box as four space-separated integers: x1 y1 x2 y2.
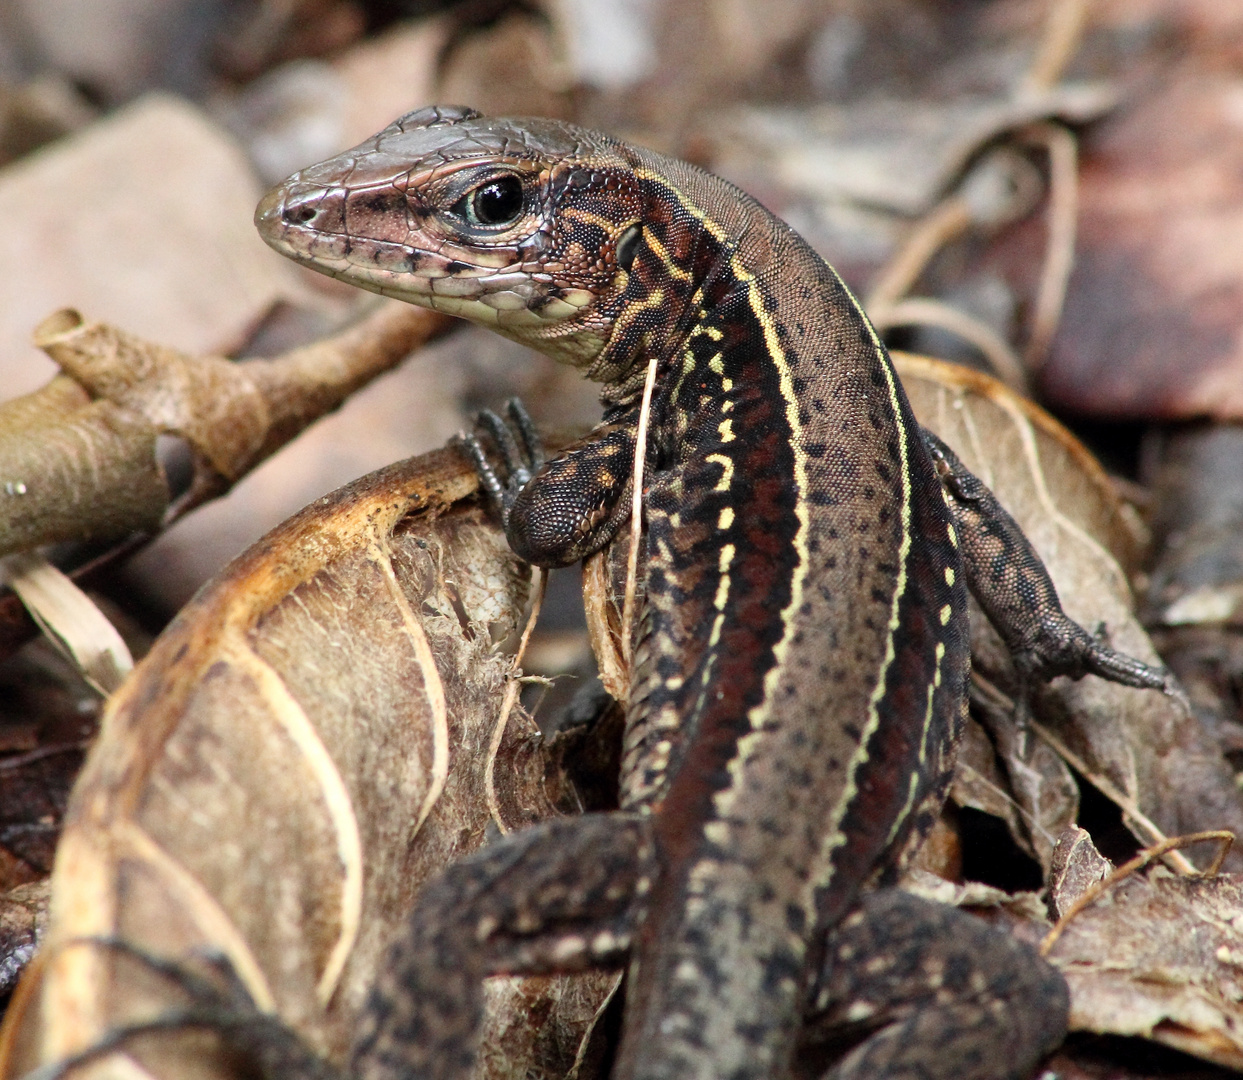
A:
351 813 654 1080
803 890 1068 1080
463 404 639 569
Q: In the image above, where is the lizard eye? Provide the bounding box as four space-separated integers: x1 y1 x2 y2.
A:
459 175 525 227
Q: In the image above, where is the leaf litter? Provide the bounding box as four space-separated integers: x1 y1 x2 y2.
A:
3 0 1243 1076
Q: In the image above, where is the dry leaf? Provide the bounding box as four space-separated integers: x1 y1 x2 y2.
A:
1145 423 1243 629
896 352 1243 870
0 302 456 658
950 712 1078 870
0 444 612 1080
1048 825 1112 919
0 554 133 696
1047 832 1243 1070
1043 71 1243 420
0 95 300 404
0 742 81 890
720 84 1116 219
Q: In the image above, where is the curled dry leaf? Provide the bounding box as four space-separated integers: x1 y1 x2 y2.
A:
895 353 1243 872
0 444 613 1080
1043 71 1243 421
949 711 1076 871
1047 825 1112 920
1145 422 1243 629
899 867 1048 931
1045 829 1243 1070
0 300 456 562
0 554 133 696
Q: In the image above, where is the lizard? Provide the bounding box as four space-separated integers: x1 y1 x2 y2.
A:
28 104 1173 1080
245 104 1176 1080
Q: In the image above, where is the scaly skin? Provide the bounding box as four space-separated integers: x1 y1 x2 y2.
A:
247 105 1162 1080
258 103 971 1079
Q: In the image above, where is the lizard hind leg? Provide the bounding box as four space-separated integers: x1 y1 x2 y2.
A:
919 426 1171 698
803 890 1068 1080
351 812 654 1080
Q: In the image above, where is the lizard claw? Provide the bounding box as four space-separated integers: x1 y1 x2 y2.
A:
454 427 508 517
503 398 545 471
455 398 546 523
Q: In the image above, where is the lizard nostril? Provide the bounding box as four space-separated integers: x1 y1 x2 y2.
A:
289 203 318 225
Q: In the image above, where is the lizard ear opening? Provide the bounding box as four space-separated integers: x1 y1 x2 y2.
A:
616 223 642 271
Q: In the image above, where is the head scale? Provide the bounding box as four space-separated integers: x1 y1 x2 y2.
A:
256 106 651 368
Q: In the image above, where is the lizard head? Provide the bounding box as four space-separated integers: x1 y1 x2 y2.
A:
255 105 652 368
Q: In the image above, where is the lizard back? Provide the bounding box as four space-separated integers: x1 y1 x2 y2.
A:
612 146 971 1078
255 107 972 1080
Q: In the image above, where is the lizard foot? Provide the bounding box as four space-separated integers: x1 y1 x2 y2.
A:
454 399 545 524
804 890 1067 1080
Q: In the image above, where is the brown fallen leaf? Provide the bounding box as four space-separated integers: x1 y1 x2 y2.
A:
949 708 1078 871
0 95 306 404
437 12 572 124
1042 68 1243 420
0 443 613 1080
0 738 84 891
1145 423 1243 630
895 352 1243 872
719 84 1115 222
1141 422 1243 782
1048 825 1113 920
1045 828 1243 1070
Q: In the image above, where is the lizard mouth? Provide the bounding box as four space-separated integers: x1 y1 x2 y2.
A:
255 180 594 329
